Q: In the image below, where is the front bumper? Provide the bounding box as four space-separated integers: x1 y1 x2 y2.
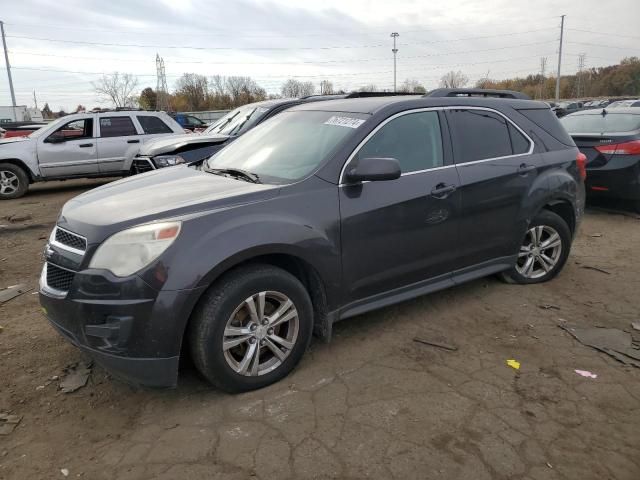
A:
39 264 205 388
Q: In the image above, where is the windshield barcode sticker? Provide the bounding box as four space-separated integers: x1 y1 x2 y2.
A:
324 116 365 129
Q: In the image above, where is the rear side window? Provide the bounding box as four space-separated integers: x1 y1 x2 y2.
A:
137 115 173 134
99 117 137 137
518 108 574 146
448 109 512 163
508 124 530 154
356 111 444 173
560 113 640 134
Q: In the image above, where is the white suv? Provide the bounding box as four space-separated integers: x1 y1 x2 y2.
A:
0 110 184 199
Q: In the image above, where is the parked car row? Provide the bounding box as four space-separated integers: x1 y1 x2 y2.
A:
552 98 640 117
38 88 587 391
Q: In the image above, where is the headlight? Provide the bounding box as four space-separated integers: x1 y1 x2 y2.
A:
89 222 181 277
154 155 185 168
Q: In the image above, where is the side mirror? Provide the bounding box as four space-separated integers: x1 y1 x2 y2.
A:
345 157 401 183
45 135 65 144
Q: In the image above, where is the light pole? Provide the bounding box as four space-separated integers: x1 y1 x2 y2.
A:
391 32 399 92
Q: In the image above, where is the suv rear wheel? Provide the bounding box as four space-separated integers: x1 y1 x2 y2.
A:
500 210 571 284
189 264 313 392
0 163 29 199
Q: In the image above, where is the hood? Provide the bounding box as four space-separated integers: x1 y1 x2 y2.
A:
59 165 279 236
0 136 31 145
138 132 230 157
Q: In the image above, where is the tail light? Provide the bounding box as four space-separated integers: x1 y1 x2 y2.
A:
594 140 640 155
576 152 587 181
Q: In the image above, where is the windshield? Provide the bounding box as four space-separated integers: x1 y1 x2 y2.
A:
561 113 640 133
206 110 368 183
204 104 270 136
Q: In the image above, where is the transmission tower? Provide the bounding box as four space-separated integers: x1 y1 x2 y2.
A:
156 54 170 111
575 53 586 98
539 57 547 100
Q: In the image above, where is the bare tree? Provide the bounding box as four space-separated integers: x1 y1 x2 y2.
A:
281 79 315 98
439 71 469 89
175 73 209 110
398 79 426 93
93 72 139 108
320 80 334 95
357 84 379 92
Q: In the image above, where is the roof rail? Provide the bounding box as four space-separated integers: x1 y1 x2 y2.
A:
345 91 423 98
425 88 531 100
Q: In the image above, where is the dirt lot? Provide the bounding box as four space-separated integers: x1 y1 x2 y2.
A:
1 179 639 480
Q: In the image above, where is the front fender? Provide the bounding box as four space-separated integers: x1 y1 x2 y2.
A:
138 177 341 307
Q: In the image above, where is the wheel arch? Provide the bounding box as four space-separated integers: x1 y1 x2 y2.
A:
180 249 331 362
0 158 35 183
539 198 576 235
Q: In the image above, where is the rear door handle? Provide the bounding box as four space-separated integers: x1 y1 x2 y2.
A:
127 139 140 144
518 163 536 175
79 143 93 148
430 183 457 199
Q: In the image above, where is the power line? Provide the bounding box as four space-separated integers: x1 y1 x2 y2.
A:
566 28 640 41
5 34 556 53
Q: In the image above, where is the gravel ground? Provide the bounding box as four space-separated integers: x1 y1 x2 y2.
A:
1 179 639 480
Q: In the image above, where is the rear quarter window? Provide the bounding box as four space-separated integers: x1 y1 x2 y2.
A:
517 108 574 146
137 116 174 134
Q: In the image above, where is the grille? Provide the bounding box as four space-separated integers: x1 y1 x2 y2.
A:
55 227 87 252
46 264 75 292
133 158 155 174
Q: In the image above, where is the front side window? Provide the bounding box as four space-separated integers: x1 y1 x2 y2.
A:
137 116 173 134
355 111 443 173
46 118 93 142
207 111 366 183
99 117 137 138
448 109 514 163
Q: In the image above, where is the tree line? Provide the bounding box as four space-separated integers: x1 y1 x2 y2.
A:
39 57 639 118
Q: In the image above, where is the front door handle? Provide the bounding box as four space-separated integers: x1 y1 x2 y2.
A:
127 139 140 144
431 183 457 199
78 143 93 148
518 163 536 175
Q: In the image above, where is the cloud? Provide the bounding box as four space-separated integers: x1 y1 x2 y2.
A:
1 0 638 109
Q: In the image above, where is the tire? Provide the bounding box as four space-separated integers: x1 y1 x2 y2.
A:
188 264 313 393
499 210 571 285
0 163 29 199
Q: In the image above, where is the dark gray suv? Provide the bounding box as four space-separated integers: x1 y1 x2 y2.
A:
39 89 586 392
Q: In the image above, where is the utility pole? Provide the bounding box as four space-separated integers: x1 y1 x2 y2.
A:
576 53 586 98
33 90 38 110
539 57 547 100
390 32 399 92
0 21 17 121
555 15 565 103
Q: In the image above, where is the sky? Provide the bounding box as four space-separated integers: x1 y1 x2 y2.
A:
1 0 639 111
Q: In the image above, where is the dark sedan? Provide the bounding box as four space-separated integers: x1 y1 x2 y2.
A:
561 108 640 211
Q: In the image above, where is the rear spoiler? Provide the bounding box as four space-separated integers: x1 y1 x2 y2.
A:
425 88 531 100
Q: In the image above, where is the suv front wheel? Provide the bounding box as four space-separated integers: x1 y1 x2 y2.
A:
500 210 571 284
189 264 313 392
0 163 29 199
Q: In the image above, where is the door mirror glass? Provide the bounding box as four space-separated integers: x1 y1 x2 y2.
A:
45 132 66 143
345 157 401 183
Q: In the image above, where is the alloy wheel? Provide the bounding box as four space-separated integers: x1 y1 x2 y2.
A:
516 225 563 279
0 170 19 195
223 291 299 376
